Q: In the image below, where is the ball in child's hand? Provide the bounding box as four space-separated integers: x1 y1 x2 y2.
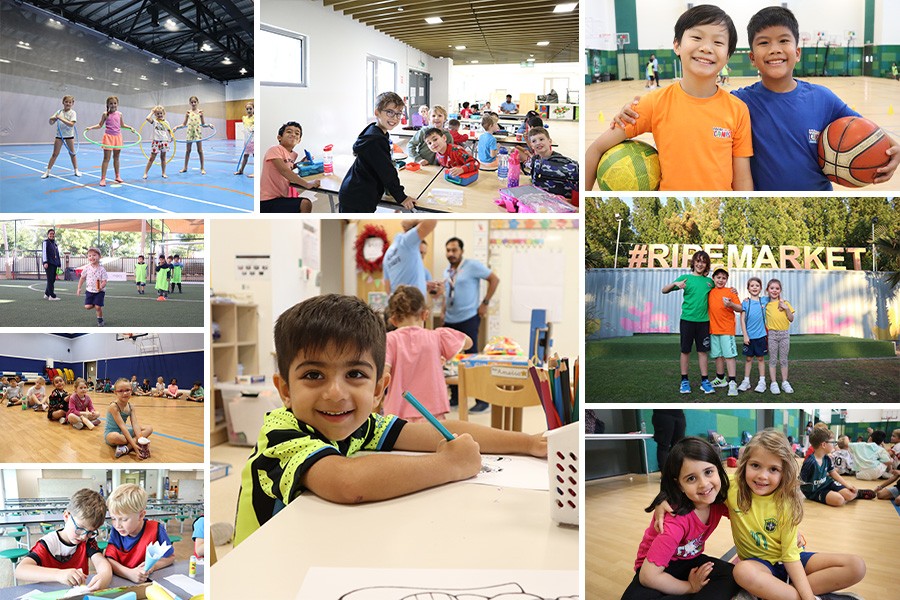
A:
596 140 661 191
817 116 891 187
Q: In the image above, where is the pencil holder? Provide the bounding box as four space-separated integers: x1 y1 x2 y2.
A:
546 421 579 527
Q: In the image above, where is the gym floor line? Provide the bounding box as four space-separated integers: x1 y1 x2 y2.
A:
0 139 253 213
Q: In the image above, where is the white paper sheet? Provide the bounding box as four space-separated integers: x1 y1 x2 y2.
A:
372 451 549 490
296 567 579 599
164 573 204 596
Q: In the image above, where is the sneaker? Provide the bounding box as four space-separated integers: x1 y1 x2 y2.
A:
49 296 61 301
700 380 715 394
738 378 751 392
781 381 793 394
770 381 781 395
73 421 84 430
115 445 130 458
74 169 82 177
41 170 50 179
97 318 104 327
856 489 876 500
91 418 101 426
59 417 67 424
728 381 738 396
679 380 691 394
754 379 767 393
710 377 728 388
818 593 864 600
469 400 490 413
44 294 49 300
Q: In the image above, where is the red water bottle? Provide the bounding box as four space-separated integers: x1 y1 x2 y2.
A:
323 145 333 175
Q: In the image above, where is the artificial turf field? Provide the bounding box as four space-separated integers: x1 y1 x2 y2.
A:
0 279 203 327
587 334 899 402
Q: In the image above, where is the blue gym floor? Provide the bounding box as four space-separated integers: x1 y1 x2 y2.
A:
0 140 254 213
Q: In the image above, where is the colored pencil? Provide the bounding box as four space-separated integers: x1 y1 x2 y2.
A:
402 391 454 441
559 359 572 425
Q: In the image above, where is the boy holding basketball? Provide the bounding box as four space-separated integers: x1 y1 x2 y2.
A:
586 4 753 191
613 6 898 190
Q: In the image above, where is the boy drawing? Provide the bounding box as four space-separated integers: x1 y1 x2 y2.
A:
233 294 546 546
586 4 753 191
16 489 112 591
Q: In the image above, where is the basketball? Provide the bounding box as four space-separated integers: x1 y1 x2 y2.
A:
596 140 661 191
817 116 891 187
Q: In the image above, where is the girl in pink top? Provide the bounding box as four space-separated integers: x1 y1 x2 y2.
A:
622 437 738 600
165 378 184 399
66 377 101 431
384 286 470 422
84 96 136 186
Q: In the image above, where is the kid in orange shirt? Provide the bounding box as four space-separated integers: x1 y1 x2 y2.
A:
707 268 743 396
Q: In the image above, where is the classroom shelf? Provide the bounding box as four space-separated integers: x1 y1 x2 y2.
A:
210 301 260 446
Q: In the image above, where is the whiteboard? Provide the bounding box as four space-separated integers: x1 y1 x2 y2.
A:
39 478 97 498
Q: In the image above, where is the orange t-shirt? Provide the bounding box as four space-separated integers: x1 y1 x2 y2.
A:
708 287 741 335
624 84 753 191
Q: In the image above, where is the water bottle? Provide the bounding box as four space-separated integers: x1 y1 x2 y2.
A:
497 147 509 184
323 144 333 175
508 147 520 188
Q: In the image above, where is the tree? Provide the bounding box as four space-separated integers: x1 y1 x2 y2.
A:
585 199 633 268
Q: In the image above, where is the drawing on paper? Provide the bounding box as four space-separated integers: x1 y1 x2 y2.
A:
337 581 579 599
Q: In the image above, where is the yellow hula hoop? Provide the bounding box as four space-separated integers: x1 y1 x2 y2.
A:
139 120 177 165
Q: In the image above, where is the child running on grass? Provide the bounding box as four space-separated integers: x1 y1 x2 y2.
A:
661 250 715 395
106 378 153 459
76 248 108 327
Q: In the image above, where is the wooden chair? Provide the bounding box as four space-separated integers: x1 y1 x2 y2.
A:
457 363 540 431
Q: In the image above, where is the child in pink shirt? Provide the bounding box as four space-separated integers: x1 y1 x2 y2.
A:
384 286 470 422
260 121 320 213
165 378 184 399
67 377 101 430
622 437 738 600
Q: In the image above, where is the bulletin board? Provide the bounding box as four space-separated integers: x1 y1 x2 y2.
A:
486 219 579 356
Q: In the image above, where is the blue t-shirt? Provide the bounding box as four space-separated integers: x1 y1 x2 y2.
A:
477 132 498 163
741 296 770 339
192 516 204 541
500 101 517 113
107 519 173 557
443 259 491 323
383 227 427 295
731 80 858 191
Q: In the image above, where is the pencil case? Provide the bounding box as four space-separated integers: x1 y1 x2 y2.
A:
444 170 479 186
296 161 324 177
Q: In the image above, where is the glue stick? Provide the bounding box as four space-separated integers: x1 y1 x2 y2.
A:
189 554 197 577
145 583 175 600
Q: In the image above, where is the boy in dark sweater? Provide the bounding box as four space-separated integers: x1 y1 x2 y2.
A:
339 92 417 212
525 126 578 198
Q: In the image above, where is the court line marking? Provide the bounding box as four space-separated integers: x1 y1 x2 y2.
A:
153 431 204 446
0 155 169 212
3 152 252 213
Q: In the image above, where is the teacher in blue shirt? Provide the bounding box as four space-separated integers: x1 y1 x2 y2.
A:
383 220 437 295
442 236 500 412
499 95 517 114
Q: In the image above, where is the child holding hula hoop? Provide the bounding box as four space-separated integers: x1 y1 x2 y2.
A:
42 95 80 178
235 101 254 177
142 105 173 179
174 95 208 175
84 96 137 187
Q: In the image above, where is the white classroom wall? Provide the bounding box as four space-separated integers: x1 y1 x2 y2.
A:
624 1 867 50
450 62 581 109
260 0 451 156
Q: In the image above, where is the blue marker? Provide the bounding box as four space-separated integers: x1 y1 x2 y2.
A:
402 391 455 441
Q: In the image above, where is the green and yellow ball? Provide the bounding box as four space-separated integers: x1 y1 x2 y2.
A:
596 140 661 191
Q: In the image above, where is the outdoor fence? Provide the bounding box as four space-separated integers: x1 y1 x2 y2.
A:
5 252 204 282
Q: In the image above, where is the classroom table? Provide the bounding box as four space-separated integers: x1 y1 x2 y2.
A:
210 481 576 599
417 170 532 214
585 433 654 476
0 511 176 548
0 558 204 600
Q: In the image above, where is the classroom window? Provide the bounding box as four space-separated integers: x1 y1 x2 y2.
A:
366 55 397 119
259 24 307 87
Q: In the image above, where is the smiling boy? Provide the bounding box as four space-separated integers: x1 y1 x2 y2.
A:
339 92 417 212
76 248 108 327
707 268 743 396
407 106 453 166
423 128 480 176
233 295 546 546
105 484 174 583
525 126 578 198
260 121 321 213
586 4 753 191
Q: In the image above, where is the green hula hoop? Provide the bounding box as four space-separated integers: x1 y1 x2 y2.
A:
82 128 143 149
138 120 177 165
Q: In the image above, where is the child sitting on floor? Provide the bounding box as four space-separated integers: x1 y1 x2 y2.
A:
233 294 546 546
67 378 101 430
106 377 154 459
800 427 875 506
25 376 48 410
104 483 174 582
383 286 471 423
47 375 69 423
164 378 184 399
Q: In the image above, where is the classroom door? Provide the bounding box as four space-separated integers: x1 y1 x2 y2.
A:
84 361 96 383
408 70 430 114
861 44 874 77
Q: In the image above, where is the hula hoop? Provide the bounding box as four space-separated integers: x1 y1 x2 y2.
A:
138 119 177 165
234 130 254 171
55 117 79 156
82 127 142 149
174 124 217 144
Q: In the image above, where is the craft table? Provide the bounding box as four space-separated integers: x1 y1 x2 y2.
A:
0 558 204 600
210 481 576 599
585 433 654 476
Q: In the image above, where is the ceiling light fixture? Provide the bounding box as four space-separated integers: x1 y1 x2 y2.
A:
164 19 179 32
425 17 443 24
537 41 550 46
75 56 85 62
553 3 578 13
239 67 247 75
222 57 232 65
16 42 31 50
455 45 466 50
175 67 184 73
113 67 122 73
150 57 160 64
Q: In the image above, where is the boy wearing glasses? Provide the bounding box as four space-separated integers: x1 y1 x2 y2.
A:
16 488 112 590
800 427 875 506
339 91 418 212
105 483 174 583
